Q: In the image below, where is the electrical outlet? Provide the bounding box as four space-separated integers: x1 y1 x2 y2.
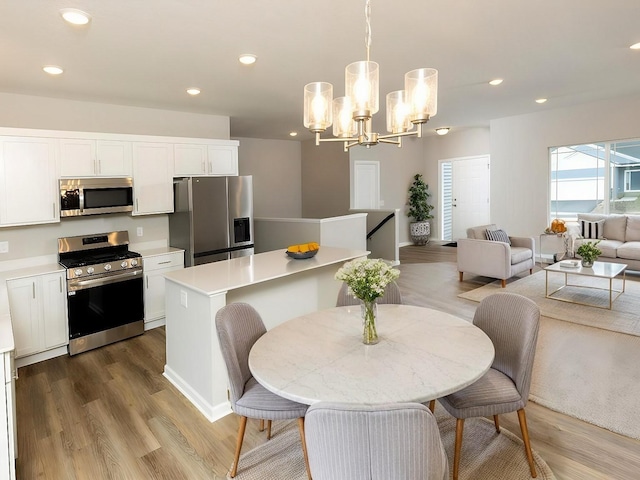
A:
180 290 188 308
0 241 7 253
137 227 143 237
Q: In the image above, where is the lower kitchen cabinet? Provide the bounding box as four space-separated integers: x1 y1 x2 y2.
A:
143 250 184 329
0 350 16 480
6 271 67 358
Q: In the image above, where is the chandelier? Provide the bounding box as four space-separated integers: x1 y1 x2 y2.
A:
303 0 438 151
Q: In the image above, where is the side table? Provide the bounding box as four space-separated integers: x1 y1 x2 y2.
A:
539 233 568 265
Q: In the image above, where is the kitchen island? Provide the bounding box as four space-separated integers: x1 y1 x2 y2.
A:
162 246 368 421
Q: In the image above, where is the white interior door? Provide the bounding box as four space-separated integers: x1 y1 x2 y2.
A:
352 160 380 209
451 156 490 240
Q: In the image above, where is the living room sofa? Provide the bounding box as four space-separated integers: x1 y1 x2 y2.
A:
457 224 535 287
569 213 640 271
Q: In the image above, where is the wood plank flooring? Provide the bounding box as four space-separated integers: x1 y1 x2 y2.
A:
14 242 640 479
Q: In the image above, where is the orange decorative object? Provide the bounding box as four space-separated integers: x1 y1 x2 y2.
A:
550 219 567 233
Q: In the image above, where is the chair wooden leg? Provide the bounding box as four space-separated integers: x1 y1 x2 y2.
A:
428 400 436 413
493 415 500 433
517 408 537 478
529 268 533 275
297 417 312 480
453 418 464 480
501 279 506 288
267 420 272 440
459 272 463 282
230 416 248 478
259 419 265 432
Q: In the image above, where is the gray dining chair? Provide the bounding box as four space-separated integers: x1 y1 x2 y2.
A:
336 280 403 306
437 292 540 480
304 402 449 480
215 302 311 478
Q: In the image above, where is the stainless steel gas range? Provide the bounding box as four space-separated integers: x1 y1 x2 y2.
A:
58 231 144 355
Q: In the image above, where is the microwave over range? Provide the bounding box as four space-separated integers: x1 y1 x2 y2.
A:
60 177 134 217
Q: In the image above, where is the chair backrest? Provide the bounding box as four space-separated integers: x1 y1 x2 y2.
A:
335 281 403 307
305 402 449 480
473 293 540 402
215 302 267 406
466 224 498 239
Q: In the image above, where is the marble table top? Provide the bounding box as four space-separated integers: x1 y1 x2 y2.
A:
249 304 495 405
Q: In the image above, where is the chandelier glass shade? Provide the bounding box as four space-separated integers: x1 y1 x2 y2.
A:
303 0 438 150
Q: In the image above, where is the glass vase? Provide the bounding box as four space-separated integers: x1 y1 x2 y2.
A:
360 300 379 345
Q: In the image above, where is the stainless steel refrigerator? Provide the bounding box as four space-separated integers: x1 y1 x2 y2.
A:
169 176 254 266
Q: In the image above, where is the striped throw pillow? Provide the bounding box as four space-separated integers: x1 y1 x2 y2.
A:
485 229 511 244
580 219 604 239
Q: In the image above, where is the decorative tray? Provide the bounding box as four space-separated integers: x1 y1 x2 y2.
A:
286 249 319 259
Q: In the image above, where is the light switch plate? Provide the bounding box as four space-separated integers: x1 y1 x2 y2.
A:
137 227 143 237
0 241 8 253
180 290 188 308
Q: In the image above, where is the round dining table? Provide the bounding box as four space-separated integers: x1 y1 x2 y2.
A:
249 304 495 405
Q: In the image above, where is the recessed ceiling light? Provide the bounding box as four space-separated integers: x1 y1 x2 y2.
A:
435 127 450 136
60 8 91 25
489 79 503 86
289 132 298 137
239 54 257 65
186 88 201 96
43 65 64 75
630 42 640 50
535 98 547 104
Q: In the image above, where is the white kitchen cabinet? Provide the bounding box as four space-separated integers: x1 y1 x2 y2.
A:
132 142 174 215
174 143 238 176
143 250 184 328
59 139 132 177
0 350 16 480
7 272 67 358
0 137 58 227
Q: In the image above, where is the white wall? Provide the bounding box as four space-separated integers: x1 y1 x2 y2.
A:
235 137 302 218
490 92 640 239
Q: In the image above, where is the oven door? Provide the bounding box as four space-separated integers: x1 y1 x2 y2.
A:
67 272 144 340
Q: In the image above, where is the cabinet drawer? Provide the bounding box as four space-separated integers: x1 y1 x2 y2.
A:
143 252 184 271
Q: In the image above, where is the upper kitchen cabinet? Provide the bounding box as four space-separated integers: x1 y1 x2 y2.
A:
59 139 132 177
174 141 239 176
0 137 59 227
132 142 174 215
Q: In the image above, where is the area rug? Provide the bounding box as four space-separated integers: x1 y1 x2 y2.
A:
458 270 640 337
227 408 556 480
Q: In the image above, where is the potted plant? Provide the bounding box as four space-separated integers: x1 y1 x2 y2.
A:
407 173 434 245
576 240 602 267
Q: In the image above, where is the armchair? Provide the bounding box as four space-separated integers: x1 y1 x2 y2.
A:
457 224 535 288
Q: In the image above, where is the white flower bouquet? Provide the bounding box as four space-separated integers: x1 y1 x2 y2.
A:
335 258 400 303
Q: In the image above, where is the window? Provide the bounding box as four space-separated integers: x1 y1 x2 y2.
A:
550 140 640 220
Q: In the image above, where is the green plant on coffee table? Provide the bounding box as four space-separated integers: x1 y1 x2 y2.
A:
576 240 602 263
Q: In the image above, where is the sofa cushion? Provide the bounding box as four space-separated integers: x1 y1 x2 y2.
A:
617 242 640 261
625 215 640 242
467 224 497 240
511 247 533 265
486 229 511 244
577 214 627 241
579 219 604 239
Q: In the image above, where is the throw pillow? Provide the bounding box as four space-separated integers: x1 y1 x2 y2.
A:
580 219 604 239
485 229 511 244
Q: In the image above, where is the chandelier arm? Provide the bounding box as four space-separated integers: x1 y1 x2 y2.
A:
378 138 401 146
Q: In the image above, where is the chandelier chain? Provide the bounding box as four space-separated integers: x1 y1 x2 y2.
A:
364 0 371 62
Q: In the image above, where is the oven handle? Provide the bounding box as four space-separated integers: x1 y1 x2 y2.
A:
68 268 143 292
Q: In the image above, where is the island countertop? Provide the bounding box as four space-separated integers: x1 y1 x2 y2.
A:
163 246 369 296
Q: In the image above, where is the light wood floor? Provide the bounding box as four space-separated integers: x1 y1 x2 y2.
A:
14 243 640 479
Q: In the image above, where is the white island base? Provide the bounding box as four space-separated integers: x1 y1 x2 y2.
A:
162 246 368 422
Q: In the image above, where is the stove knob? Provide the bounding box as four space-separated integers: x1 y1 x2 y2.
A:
74 268 83 276
121 261 128 268
104 264 112 271
131 259 138 267
87 267 95 274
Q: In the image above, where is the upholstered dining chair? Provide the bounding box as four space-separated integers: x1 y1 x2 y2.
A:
215 302 311 478
336 280 403 306
437 292 540 480
305 402 449 480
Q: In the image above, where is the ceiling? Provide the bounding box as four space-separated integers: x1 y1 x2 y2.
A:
1 1 639 142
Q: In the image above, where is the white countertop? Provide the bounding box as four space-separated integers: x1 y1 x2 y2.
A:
249 304 495 405
135 246 184 258
163 246 368 296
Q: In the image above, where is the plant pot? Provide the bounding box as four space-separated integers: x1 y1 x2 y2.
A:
581 259 594 268
410 221 430 245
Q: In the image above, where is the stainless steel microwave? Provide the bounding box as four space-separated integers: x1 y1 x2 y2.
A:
60 178 134 217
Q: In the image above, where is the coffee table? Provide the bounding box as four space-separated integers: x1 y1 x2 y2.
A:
544 260 627 310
